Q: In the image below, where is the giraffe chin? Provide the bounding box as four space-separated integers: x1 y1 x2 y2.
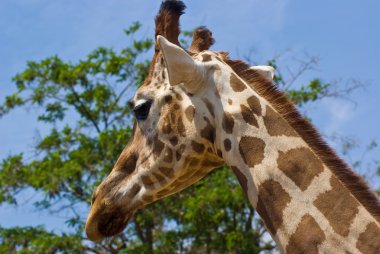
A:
85 209 135 242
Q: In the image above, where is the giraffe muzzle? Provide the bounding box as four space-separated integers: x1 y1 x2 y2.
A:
85 207 135 241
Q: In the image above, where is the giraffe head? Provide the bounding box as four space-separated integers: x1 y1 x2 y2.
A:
85 2 380 249
85 1 239 241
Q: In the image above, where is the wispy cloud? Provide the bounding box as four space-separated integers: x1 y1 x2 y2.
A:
322 99 356 135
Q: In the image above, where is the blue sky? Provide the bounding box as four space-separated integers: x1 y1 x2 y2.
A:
1 0 379 232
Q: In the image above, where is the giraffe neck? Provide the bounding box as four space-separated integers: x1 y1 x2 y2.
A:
215 71 380 253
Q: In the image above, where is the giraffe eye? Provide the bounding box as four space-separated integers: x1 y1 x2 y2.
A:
133 100 152 120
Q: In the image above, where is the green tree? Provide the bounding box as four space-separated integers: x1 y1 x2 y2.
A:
0 22 376 254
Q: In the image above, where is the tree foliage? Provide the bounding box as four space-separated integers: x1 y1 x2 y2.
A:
0 22 375 253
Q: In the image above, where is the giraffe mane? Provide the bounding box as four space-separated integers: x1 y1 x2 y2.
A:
224 57 380 222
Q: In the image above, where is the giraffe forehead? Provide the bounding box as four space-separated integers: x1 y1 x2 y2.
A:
192 50 223 62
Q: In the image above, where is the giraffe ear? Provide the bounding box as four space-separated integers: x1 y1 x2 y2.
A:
157 35 205 94
250 66 275 80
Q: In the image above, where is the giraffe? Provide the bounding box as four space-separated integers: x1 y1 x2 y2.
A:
85 1 380 253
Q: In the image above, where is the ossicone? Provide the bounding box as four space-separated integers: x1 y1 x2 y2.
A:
189 26 215 53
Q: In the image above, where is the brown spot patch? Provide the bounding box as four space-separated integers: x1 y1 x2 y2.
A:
177 116 186 137
191 141 205 154
173 103 180 110
153 138 165 158
277 148 324 191
263 106 297 137
314 176 359 237
189 158 200 168
201 117 216 143
224 138 232 151
240 104 258 128
164 95 173 104
161 70 166 80
158 167 174 177
129 184 141 197
141 175 155 186
239 136 265 168
162 115 172 134
170 111 176 123
169 136 178 146
256 180 291 235
175 151 182 161
222 112 235 134
153 172 166 183
228 99 233 105
185 105 195 122
202 54 212 62
356 222 380 253
176 144 186 161
286 214 326 254
212 64 221 71
231 166 248 195
142 194 155 204
118 153 138 174
230 73 246 92
163 148 173 163
247 96 261 116
174 92 183 101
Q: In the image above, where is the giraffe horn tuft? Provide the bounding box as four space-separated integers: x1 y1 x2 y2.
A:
155 0 186 51
189 26 215 53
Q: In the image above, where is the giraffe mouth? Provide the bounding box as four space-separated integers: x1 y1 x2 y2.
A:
98 210 134 237
85 208 135 242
